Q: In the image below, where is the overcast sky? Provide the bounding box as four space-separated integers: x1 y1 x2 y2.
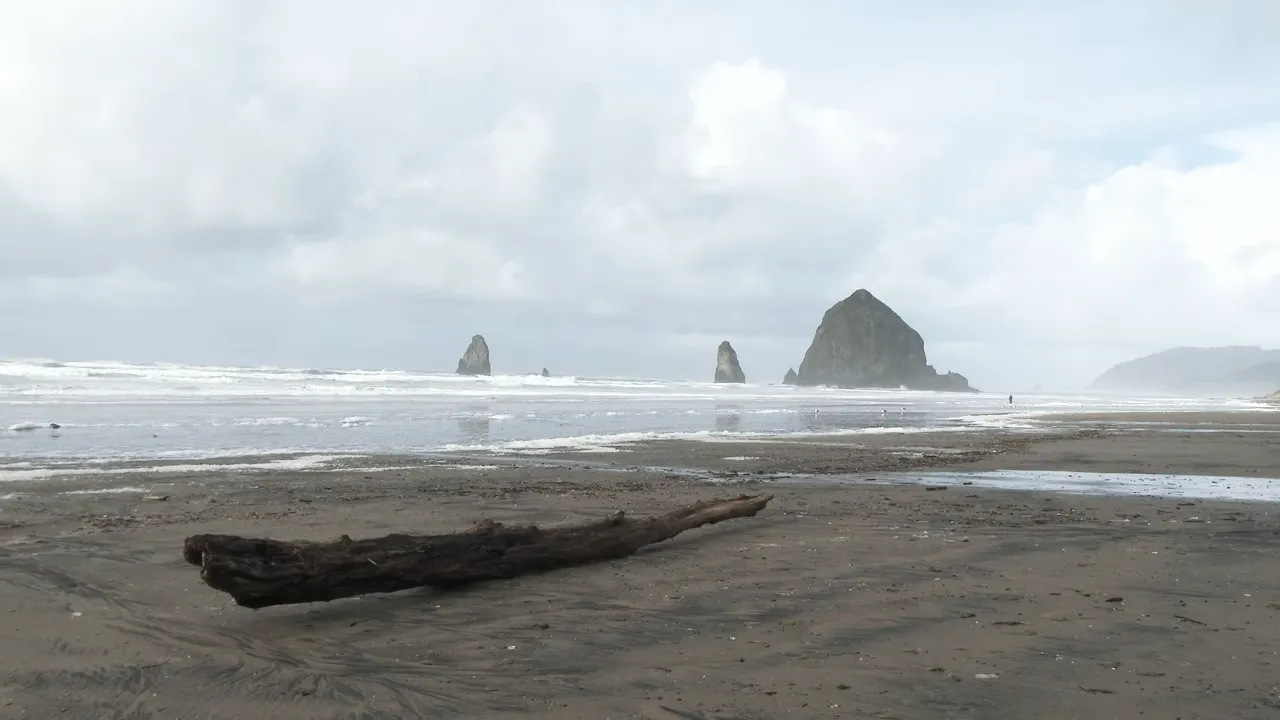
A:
2 1 1279 390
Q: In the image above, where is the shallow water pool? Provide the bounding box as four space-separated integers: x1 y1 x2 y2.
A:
791 468 1280 503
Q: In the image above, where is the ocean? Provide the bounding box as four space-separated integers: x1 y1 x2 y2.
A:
1 356 1270 473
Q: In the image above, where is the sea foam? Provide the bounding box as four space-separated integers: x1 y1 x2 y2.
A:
0 454 350 482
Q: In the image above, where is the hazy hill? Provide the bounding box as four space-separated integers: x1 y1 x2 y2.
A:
1090 346 1280 397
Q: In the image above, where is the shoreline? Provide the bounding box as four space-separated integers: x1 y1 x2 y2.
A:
5 407 1280 497
3 402 1276 461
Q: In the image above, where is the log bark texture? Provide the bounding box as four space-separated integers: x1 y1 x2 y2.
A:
184 493 773 609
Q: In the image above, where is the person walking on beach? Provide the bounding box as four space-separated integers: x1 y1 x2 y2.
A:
1008 394 1013 405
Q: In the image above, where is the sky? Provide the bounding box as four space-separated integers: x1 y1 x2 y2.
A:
2 0 1279 391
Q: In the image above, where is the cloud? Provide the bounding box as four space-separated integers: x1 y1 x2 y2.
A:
1 1 1279 388
286 230 529 301
985 125 1280 345
685 59 899 194
0 266 174 307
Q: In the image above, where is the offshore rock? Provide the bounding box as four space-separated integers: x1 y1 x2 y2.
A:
714 341 746 384
456 335 492 376
782 368 799 385
795 289 973 392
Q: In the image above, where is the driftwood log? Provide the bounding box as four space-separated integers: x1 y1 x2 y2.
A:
184 493 773 609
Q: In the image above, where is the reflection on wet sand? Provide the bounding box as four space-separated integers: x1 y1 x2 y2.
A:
714 409 742 432
456 406 492 444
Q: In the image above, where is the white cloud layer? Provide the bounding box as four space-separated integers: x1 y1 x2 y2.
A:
2 0 1279 389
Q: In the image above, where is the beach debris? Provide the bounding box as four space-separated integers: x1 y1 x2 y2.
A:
974 673 999 680
183 493 774 609
143 494 170 502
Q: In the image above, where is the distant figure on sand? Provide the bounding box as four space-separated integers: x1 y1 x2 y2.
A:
1008 394 1013 405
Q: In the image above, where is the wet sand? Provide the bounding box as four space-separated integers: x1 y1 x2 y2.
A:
1040 410 1280 427
2 415 1280 719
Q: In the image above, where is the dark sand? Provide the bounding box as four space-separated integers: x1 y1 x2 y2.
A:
2 414 1280 719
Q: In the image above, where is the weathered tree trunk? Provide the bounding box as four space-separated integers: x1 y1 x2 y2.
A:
183 493 773 609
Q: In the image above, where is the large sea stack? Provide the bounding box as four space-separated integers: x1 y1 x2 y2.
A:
795 289 973 392
456 334 492 376
714 341 746 384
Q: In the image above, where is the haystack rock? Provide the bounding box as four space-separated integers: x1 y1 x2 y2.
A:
714 341 746 384
782 368 799 385
541 368 551 377
455 334 491 376
795 289 974 392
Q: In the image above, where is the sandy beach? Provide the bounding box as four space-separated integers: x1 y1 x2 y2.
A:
3 413 1280 719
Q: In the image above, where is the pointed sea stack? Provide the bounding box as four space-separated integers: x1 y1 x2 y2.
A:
795 289 973 391
714 341 746 384
782 368 799 385
541 368 551 377
456 335 492 376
